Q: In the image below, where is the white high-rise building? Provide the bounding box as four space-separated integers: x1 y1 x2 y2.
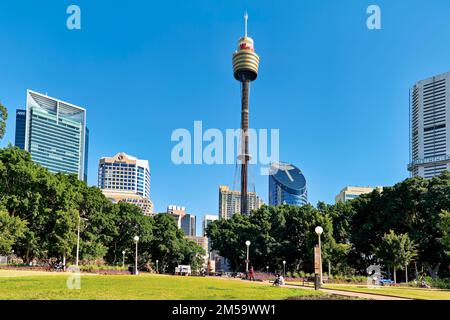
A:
408 71 450 179
98 152 153 215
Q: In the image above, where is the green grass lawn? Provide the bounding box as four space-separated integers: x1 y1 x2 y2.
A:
0 270 324 300
323 284 450 300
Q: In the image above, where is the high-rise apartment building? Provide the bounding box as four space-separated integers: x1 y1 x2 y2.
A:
14 109 26 149
268 162 308 206
408 71 450 178
98 152 153 215
335 186 382 203
218 186 264 219
167 205 196 236
22 90 88 181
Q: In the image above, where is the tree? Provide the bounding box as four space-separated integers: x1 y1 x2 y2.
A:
350 173 450 278
105 202 153 265
0 101 7 140
0 207 27 254
438 210 450 258
207 204 335 273
374 230 417 283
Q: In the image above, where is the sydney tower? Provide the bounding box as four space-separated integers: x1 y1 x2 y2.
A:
232 13 260 215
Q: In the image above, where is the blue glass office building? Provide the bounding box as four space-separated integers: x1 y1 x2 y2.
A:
14 109 26 149
269 162 308 206
24 90 88 181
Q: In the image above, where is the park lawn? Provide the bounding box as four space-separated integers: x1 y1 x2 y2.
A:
0 270 324 300
323 284 450 300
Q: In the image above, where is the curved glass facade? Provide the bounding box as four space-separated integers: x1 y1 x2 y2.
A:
268 162 308 206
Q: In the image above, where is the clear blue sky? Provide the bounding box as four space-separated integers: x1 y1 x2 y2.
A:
2 0 450 235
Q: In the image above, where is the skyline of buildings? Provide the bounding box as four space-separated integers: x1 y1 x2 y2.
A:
408 71 450 179
9 64 450 236
15 90 89 181
268 162 308 206
98 152 154 215
218 185 264 219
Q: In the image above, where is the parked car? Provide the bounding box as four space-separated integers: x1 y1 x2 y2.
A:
379 279 394 286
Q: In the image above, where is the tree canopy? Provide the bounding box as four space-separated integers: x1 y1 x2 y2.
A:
0 146 204 272
0 101 7 140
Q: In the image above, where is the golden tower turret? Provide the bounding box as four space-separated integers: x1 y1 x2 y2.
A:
232 14 260 82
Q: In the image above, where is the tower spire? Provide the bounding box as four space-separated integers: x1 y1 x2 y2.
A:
244 11 248 37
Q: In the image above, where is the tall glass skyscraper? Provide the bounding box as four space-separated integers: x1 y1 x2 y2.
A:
14 109 26 149
269 162 308 206
23 90 88 181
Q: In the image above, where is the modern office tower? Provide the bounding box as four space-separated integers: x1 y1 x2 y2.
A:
232 13 260 215
219 185 264 219
408 71 450 178
202 215 218 236
98 152 153 215
181 213 196 237
167 205 196 236
24 90 88 181
268 162 308 206
14 109 26 149
335 186 382 203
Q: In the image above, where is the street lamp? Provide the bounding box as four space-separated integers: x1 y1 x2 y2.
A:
266 266 269 275
156 260 159 274
315 226 323 284
133 236 139 275
122 250 126 268
76 215 88 266
283 260 286 276
245 240 251 275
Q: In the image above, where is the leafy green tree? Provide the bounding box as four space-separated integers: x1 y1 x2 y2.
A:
148 213 187 273
438 210 450 257
0 207 27 254
207 204 335 273
106 202 153 266
0 101 7 140
374 230 417 283
180 238 206 273
350 173 449 278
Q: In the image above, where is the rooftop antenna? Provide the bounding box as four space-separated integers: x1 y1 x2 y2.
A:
244 11 248 37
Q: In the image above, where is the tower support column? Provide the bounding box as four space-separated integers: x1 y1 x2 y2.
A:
240 80 250 215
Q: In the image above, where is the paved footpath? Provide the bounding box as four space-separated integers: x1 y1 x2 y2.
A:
222 277 412 300
288 284 411 300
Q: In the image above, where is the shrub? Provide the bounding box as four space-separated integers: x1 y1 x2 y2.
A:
426 277 450 289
